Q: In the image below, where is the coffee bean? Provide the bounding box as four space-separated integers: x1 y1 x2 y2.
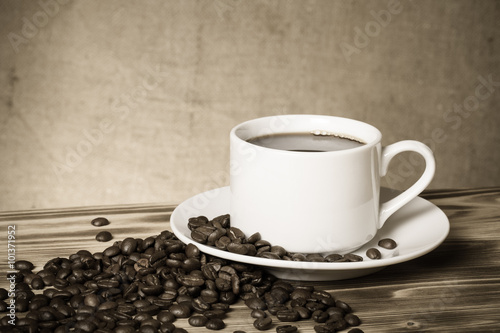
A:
254 316 273 330
347 328 365 333
277 325 298 333
169 304 191 318
345 313 361 326
344 253 363 262
276 309 300 322
250 309 266 318
311 310 329 323
15 260 34 271
91 217 110 227
259 252 281 260
121 238 138 255
227 242 249 255
378 238 397 249
324 253 343 262
245 297 267 310
206 318 226 330
188 315 208 327
366 247 382 259
96 231 113 242
247 232 261 244
335 300 352 313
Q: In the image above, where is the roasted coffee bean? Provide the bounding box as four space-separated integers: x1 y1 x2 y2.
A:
191 230 208 244
188 315 208 327
245 297 267 310
205 318 225 330
226 242 249 255
227 227 246 241
378 238 397 249
366 247 382 259
207 228 226 246
335 300 352 313
96 231 113 242
185 243 201 258
311 310 329 323
139 325 158 333
259 252 281 260
157 310 176 323
270 245 287 257
293 306 311 319
247 232 261 244
251 309 267 318
277 325 298 333
347 328 365 333
31 276 45 289
15 260 34 271
343 253 363 262
345 313 361 326
0 288 8 300
215 236 231 250
276 309 300 322
253 316 273 330
290 253 306 261
268 304 289 315
121 238 138 255
314 324 334 333
203 309 226 319
169 304 191 318
91 217 110 227
325 254 342 263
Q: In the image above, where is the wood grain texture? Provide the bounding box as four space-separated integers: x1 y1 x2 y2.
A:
1 188 500 332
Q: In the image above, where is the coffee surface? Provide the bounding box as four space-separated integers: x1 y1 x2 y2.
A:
247 132 365 152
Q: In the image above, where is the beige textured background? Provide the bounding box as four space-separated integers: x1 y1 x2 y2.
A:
0 0 499 211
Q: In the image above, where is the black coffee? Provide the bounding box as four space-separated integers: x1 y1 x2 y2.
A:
247 132 365 152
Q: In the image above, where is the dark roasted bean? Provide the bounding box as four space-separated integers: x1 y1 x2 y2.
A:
344 253 363 262
205 318 225 330
259 252 281 260
247 232 261 243
335 300 352 313
121 238 138 255
347 328 365 333
245 297 267 310
366 247 382 259
188 315 208 327
226 242 249 255
169 304 191 318
276 309 300 322
157 310 176 323
378 238 397 249
251 309 267 318
203 309 226 319
91 217 110 227
311 310 329 323
277 324 298 333
253 316 273 330
15 260 34 271
345 313 361 326
96 231 113 242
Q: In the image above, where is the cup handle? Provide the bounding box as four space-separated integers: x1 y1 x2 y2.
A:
378 140 436 228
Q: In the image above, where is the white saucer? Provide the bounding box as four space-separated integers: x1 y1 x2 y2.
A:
171 187 449 281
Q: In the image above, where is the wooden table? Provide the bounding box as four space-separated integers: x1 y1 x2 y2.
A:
1 188 500 332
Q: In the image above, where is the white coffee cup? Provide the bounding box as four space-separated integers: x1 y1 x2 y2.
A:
229 114 435 254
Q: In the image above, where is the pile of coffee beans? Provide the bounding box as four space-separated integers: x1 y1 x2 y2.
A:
0 223 364 332
189 215 397 263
